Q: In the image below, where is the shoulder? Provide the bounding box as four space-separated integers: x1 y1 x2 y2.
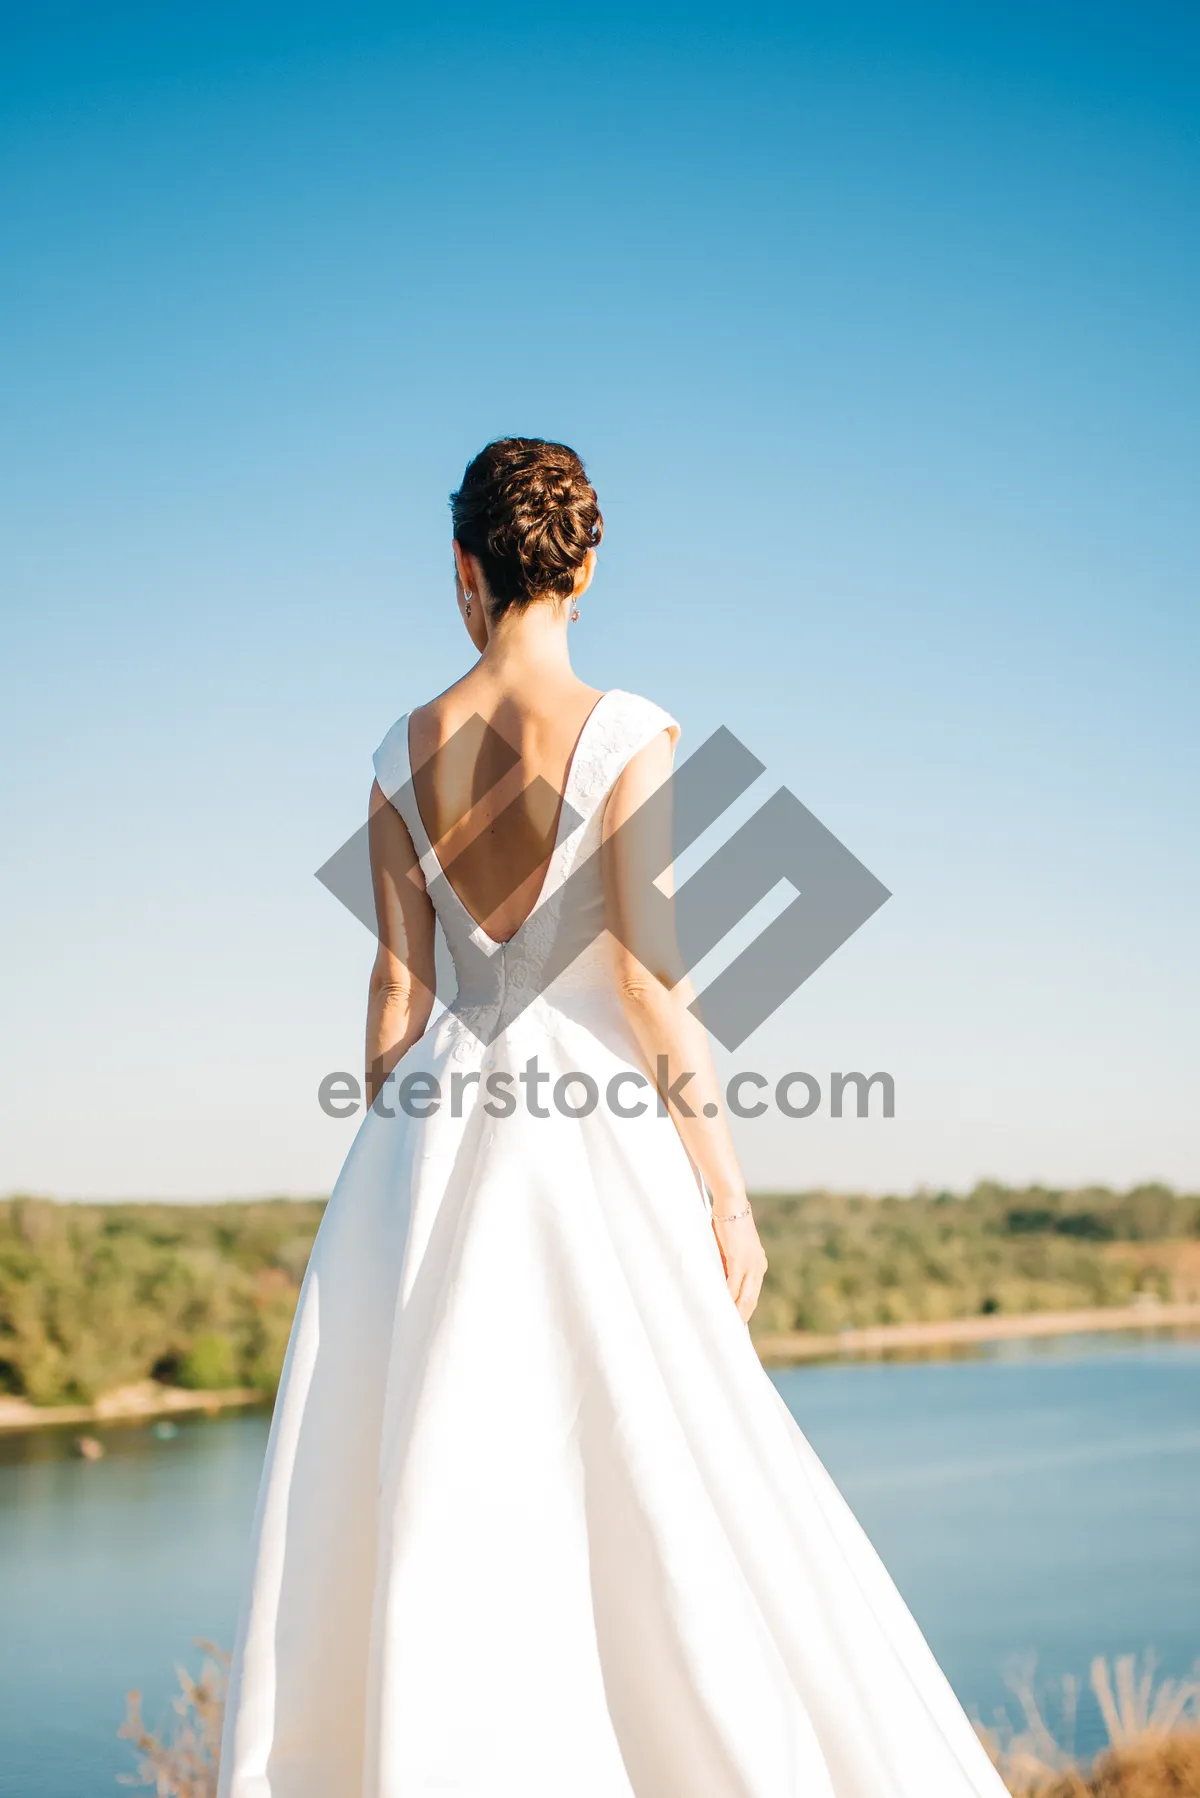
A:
602 689 680 752
372 711 412 801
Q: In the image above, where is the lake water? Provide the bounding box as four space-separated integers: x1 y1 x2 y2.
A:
1 1334 1197 1796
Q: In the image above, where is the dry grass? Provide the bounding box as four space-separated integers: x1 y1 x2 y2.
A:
1042 1732 1200 1798
119 1643 227 1797
979 1654 1200 1797
120 1646 1200 1798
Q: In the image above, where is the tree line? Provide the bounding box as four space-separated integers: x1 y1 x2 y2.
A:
1 1183 1196 1406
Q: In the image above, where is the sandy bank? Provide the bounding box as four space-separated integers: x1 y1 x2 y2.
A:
753 1298 1200 1364
0 1378 263 1434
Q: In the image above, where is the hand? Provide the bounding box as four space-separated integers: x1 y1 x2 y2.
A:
711 1205 768 1322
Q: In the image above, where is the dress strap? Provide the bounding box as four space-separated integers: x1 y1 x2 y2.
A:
372 713 442 885
565 689 680 822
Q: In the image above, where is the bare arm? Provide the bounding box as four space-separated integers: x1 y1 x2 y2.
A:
602 733 768 1321
365 779 437 1106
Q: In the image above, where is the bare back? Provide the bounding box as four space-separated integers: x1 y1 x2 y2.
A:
407 667 605 946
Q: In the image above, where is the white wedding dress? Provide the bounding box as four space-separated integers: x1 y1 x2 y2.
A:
219 690 1006 1798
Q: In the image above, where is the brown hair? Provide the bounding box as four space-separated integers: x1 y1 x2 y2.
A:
450 438 603 618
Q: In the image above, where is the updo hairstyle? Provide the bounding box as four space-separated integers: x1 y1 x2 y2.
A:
450 438 603 619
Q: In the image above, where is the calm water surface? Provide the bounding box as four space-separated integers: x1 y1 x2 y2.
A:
1 1335 1197 1796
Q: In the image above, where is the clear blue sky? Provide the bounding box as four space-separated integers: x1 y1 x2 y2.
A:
1 1 1197 1198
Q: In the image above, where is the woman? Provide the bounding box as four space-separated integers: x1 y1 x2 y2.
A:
219 439 1005 1798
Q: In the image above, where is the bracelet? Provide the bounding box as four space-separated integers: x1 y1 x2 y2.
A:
711 1206 752 1223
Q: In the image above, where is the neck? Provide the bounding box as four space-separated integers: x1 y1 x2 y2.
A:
481 600 574 679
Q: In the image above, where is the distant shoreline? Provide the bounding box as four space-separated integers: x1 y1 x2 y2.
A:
0 1379 263 1435
3 1304 1199 1432
753 1299 1200 1365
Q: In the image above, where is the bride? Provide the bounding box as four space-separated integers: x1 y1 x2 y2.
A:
219 439 1005 1797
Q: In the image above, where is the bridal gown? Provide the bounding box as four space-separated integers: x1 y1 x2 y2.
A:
219 689 1006 1798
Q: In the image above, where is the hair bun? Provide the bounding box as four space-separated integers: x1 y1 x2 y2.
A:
450 438 603 617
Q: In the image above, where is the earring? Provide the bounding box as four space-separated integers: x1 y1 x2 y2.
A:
464 589 472 618
570 600 580 622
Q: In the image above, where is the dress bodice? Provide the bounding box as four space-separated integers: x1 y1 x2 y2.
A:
372 690 678 1048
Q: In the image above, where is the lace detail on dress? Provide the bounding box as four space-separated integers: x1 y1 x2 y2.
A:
563 689 679 827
